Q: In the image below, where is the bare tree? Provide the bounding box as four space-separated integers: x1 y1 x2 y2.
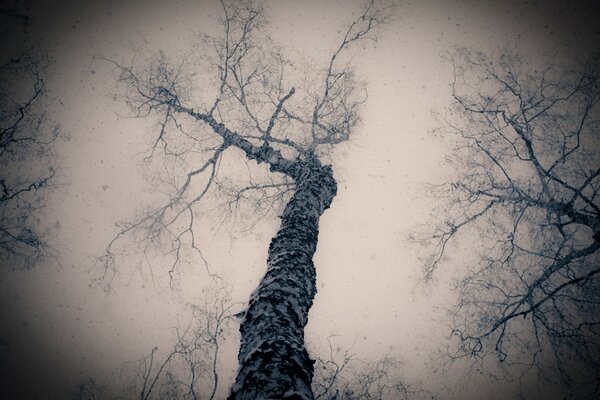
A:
110 325 425 400
120 288 236 400
72 288 235 400
0 12 58 269
312 336 433 400
426 48 600 397
100 0 389 398
122 329 427 400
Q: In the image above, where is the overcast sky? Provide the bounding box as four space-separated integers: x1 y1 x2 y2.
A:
1 0 599 399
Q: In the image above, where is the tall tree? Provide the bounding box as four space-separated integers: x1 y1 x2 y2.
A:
427 48 600 397
101 1 388 398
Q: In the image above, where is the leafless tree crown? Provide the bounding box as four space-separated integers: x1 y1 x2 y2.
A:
98 0 389 287
312 336 434 400
0 11 58 269
427 48 600 397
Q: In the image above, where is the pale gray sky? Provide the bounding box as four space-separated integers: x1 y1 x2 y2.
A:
1 0 598 399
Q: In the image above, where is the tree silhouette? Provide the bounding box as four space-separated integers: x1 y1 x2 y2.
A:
0 11 57 269
312 336 434 400
123 288 236 400
100 1 389 398
428 48 600 397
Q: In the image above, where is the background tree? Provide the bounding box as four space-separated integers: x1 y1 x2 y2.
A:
426 48 600 398
0 9 58 269
312 336 434 400
100 1 389 398
122 288 236 400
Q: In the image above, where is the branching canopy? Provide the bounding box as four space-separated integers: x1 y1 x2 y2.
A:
428 48 600 397
98 0 389 287
0 20 58 269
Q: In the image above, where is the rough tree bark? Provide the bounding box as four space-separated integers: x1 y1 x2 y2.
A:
101 1 388 397
230 155 337 399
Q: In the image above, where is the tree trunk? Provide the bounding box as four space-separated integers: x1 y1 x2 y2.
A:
228 157 337 400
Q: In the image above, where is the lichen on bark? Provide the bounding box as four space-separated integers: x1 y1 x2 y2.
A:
229 157 337 400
